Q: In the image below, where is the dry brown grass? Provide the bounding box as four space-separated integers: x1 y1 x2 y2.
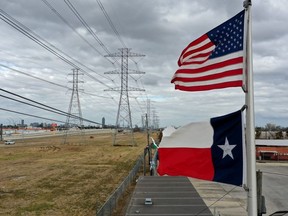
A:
0 131 155 216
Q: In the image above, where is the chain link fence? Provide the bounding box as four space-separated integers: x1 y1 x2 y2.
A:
96 155 143 216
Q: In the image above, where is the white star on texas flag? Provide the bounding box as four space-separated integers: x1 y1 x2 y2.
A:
217 137 236 159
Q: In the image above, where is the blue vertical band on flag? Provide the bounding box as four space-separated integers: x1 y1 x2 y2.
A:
210 110 244 186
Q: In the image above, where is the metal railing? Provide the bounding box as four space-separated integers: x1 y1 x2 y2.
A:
96 155 143 216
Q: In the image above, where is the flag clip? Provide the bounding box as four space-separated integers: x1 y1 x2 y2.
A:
241 105 247 112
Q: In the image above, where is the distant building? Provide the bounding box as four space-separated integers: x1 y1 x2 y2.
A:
102 117 105 128
256 139 288 161
30 122 40 127
257 131 287 139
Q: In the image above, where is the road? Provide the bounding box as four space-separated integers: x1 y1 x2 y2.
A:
192 162 288 216
257 162 288 215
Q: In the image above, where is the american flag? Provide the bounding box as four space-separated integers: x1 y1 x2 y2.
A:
171 10 245 91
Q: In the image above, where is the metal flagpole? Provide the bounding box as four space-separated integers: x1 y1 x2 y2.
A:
243 0 257 215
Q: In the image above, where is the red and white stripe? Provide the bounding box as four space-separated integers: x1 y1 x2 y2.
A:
172 35 244 91
178 35 215 66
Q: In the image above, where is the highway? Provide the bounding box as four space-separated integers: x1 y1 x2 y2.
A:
1 128 112 141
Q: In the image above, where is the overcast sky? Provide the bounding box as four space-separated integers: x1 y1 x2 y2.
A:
0 0 288 128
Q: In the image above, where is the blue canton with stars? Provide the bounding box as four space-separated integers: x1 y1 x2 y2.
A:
207 10 245 59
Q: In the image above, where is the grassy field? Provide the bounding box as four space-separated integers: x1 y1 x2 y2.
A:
0 130 156 215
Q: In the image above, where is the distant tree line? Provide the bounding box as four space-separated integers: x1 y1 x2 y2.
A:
256 123 288 139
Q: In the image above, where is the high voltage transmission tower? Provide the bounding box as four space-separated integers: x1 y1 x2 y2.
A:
152 109 160 129
63 68 85 144
142 99 160 139
143 99 159 129
105 48 145 146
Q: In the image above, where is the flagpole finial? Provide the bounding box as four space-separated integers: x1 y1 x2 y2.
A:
243 0 252 8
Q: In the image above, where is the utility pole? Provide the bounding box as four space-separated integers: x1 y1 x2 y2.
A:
147 99 151 130
257 170 266 216
0 124 3 141
63 68 85 144
105 48 145 146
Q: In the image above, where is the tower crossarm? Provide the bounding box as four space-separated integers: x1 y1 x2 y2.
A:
128 69 145 74
104 87 145 92
104 48 145 58
104 70 120 74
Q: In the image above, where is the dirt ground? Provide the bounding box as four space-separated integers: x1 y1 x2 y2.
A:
0 130 156 216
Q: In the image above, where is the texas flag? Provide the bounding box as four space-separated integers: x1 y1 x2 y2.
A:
157 110 246 186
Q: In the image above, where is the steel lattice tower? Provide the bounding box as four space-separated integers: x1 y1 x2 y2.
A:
63 68 85 144
105 48 145 146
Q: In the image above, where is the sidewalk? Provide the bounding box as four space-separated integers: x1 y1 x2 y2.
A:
190 178 247 216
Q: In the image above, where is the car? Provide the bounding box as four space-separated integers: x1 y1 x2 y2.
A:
5 140 15 145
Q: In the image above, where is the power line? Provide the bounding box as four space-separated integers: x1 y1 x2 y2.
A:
0 5 147 128
0 88 101 125
0 9 77 68
64 0 124 71
64 0 112 57
0 63 115 100
0 94 71 118
62 0 148 117
82 91 113 99
0 8 114 89
41 0 116 68
0 107 67 124
128 55 149 110
0 64 69 90
96 0 127 48
0 49 68 75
